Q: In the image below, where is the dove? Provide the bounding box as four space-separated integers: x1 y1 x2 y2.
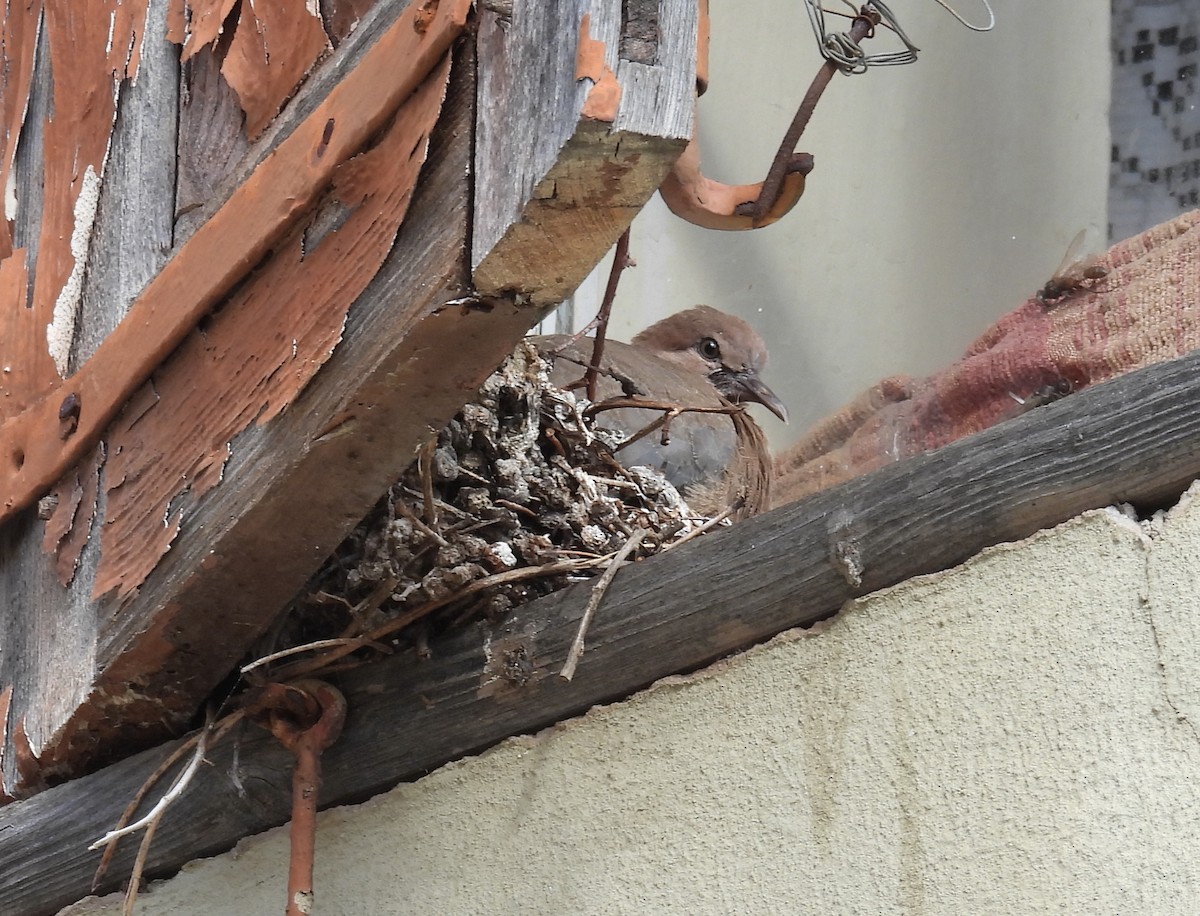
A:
536 305 786 517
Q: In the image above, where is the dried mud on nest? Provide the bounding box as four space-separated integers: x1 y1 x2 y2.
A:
255 341 724 672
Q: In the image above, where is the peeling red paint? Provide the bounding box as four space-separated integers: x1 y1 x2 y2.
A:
324 0 378 45
33 3 150 380
42 443 104 586
0 0 468 526
167 0 237 49
0 251 52 421
575 13 621 122
41 468 83 568
92 54 454 600
0 3 52 422
170 0 330 139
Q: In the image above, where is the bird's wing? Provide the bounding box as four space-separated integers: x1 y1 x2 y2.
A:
534 336 768 515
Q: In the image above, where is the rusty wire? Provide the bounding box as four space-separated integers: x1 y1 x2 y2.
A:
802 0 995 73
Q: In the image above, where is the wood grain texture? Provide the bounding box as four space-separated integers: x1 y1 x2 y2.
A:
0 5 55 421
1 0 704 796
174 46 250 240
0 0 41 261
74 0 179 372
8 345 1200 913
0 43 468 797
0 0 178 795
471 0 695 304
34 1 150 376
0 0 467 794
91 53 453 602
0 0 469 524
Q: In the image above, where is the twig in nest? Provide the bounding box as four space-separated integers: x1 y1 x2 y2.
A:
585 229 633 402
399 485 470 518
241 637 393 675
548 229 635 388
336 575 400 637
589 476 638 491
396 500 450 548
588 397 742 453
560 527 648 681
663 502 736 550
417 438 439 527
274 556 609 681
495 497 539 519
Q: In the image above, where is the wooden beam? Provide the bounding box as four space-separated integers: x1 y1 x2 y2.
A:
0 0 700 795
0 0 471 523
7 345 1200 914
472 0 695 303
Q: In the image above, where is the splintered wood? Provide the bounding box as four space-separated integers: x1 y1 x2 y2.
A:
168 0 331 139
91 54 453 600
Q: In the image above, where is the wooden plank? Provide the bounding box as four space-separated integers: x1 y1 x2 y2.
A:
0 21 466 794
472 0 695 304
8 344 1200 914
0 0 178 798
173 44 250 240
1 0 700 796
74 0 179 368
0 0 470 524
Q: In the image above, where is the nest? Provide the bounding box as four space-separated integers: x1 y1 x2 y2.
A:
258 340 723 670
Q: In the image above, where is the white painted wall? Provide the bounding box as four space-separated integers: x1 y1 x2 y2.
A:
572 1 1110 449
67 488 1200 915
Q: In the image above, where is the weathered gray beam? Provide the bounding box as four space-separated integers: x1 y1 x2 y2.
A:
472 0 695 303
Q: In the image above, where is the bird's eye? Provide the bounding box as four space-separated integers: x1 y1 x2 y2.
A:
697 337 721 360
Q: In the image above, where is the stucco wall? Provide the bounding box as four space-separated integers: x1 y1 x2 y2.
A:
67 485 1200 915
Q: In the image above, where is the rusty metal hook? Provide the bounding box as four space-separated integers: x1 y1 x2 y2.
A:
659 3 880 230
245 679 347 916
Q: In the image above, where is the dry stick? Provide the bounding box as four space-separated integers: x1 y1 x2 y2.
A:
560 527 648 681
89 719 214 852
90 710 246 889
548 229 634 364
745 8 879 223
241 638 394 675
335 576 400 639
584 229 633 402
418 438 440 527
89 706 243 903
663 503 738 550
121 815 160 916
396 500 451 547
590 398 742 453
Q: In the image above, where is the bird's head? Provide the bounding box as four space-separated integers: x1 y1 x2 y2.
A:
630 305 789 423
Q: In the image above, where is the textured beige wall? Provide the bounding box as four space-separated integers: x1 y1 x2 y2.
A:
69 486 1200 915
573 1 1111 449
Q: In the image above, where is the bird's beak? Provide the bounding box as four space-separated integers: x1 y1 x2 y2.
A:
719 370 789 424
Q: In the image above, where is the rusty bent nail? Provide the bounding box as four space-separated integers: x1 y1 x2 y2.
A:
58 392 80 439
245 680 347 916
